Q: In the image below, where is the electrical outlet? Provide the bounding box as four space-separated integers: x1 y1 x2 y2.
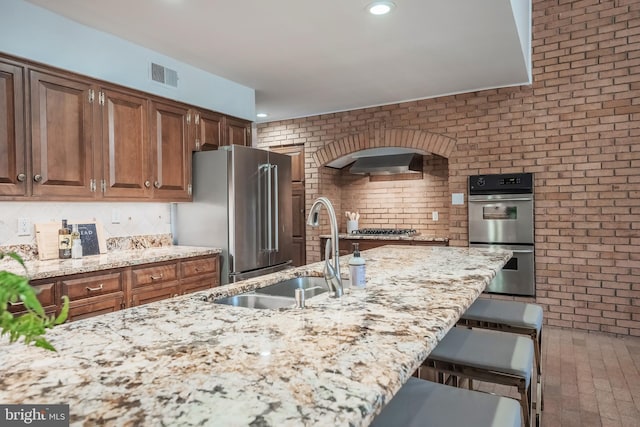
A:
17 217 31 236
432 211 439 221
111 208 121 224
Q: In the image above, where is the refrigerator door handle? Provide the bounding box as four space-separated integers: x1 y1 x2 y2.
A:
266 163 273 252
272 164 279 252
258 164 269 252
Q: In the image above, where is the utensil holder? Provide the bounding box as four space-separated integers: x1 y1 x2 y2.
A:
347 220 358 234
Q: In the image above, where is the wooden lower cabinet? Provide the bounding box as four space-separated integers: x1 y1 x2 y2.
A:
7 280 57 317
67 293 125 322
19 254 220 323
130 255 219 307
61 271 126 322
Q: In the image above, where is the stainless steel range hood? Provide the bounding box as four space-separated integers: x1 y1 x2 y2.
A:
349 153 423 175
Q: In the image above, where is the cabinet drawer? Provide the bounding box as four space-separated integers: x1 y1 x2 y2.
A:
62 272 123 301
182 275 219 295
181 257 217 278
131 283 180 306
132 263 178 287
67 293 125 322
7 281 57 314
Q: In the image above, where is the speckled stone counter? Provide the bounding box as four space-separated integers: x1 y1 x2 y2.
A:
0 246 221 280
0 246 510 426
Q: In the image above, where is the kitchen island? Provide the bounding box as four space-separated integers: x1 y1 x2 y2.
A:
0 245 510 426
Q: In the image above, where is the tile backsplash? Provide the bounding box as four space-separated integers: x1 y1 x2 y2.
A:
0 202 172 245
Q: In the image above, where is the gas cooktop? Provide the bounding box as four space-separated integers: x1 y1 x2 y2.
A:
351 228 418 236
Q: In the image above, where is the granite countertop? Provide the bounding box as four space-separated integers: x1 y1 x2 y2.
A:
0 246 221 281
0 245 510 426
321 233 449 243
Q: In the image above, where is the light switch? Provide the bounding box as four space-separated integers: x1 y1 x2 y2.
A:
452 193 465 205
432 211 439 221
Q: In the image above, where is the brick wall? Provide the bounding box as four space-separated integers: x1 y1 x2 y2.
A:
257 0 640 336
338 155 449 234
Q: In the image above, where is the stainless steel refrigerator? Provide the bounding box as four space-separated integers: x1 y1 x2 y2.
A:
171 145 292 285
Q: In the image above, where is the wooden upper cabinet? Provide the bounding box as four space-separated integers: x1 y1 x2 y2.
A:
225 116 251 146
99 87 150 199
0 59 27 197
193 109 223 151
29 70 94 198
150 101 191 200
273 145 304 183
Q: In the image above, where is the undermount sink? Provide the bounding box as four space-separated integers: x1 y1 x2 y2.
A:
213 276 329 309
254 276 328 299
214 294 296 310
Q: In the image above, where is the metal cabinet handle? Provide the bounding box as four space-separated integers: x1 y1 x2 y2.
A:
86 284 104 292
150 274 163 280
17 173 26 182
154 181 160 189
33 174 43 183
194 267 200 273
144 180 151 188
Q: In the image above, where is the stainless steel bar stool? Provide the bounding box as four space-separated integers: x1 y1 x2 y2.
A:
370 377 522 427
458 298 544 417
423 327 535 427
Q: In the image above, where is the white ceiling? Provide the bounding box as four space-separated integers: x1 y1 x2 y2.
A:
25 0 531 123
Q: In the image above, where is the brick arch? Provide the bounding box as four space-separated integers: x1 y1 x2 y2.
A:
311 129 456 167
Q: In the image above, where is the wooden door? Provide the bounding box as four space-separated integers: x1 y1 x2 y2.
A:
100 87 150 199
272 145 306 266
149 100 191 200
29 70 94 198
195 109 223 151
225 116 250 146
0 59 27 197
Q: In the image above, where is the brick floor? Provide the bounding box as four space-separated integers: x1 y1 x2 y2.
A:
471 326 640 427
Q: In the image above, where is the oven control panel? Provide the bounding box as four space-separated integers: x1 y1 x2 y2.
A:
469 173 533 195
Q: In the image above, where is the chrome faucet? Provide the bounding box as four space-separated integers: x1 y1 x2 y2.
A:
307 197 343 298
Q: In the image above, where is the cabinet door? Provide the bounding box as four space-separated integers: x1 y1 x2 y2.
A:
7 280 57 317
291 189 306 266
29 70 94 198
149 101 191 200
67 294 124 322
100 88 150 199
225 116 250 146
0 60 27 197
195 109 223 151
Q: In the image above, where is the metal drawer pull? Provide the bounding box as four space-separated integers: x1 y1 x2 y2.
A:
86 284 104 292
194 267 201 272
8 301 25 307
150 274 164 280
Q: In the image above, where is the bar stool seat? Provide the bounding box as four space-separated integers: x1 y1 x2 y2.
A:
370 377 522 427
458 298 544 417
461 298 543 333
424 327 535 426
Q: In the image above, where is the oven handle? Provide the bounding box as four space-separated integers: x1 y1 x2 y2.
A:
511 249 534 254
470 197 532 203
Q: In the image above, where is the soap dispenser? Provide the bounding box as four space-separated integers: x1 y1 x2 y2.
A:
348 243 366 289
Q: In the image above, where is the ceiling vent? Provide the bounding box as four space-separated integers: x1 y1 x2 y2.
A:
151 62 178 88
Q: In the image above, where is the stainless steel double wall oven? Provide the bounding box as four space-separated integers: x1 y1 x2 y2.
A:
468 173 535 296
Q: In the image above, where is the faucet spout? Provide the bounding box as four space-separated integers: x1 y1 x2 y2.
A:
307 197 343 298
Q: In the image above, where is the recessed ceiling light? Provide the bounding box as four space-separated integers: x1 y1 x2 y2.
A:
367 1 395 15
256 113 268 118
